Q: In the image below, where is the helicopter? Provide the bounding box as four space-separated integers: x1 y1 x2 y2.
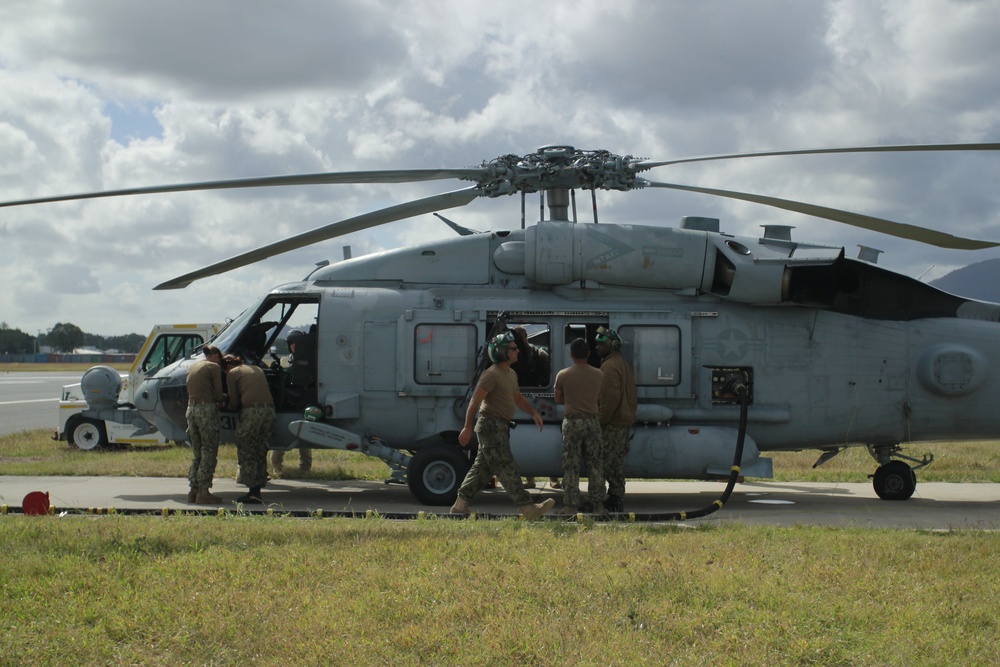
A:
5 143 1000 506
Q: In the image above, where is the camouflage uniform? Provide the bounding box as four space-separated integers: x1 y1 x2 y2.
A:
599 349 637 500
186 403 220 489
601 424 631 498
226 362 275 490
236 405 274 488
457 415 532 506
561 417 605 509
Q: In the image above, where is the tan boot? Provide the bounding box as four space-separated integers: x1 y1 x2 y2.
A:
187 487 198 503
520 498 556 521
195 487 223 504
450 496 470 515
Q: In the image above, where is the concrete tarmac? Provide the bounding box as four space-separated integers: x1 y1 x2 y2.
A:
2 476 997 529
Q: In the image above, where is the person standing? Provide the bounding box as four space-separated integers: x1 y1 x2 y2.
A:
451 331 555 521
553 338 606 514
223 354 275 504
511 326 559 490
185 345 226 504
270 329 312 476
596 327 637 513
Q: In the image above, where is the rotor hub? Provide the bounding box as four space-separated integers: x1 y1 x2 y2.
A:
471 146 645 197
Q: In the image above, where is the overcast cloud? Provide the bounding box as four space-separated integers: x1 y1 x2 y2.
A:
2 0 1000 336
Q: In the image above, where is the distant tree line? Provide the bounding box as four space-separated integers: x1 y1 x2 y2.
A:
0 322 144 354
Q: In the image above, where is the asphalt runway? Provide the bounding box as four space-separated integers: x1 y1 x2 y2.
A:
2 476 997 529
0 371 77 437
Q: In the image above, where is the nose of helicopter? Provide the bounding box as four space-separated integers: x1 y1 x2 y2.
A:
134 365 192 443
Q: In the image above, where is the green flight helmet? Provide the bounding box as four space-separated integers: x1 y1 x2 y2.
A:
487 330 516 364
595 326 622 351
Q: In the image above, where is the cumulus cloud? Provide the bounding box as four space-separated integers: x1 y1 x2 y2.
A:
1 0 999 335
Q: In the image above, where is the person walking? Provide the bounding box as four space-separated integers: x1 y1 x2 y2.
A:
553 338 606 514
596 327 637 513
451 331 555 521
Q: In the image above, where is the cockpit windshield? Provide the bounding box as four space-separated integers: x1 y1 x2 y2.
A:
211 293 320 367
210 296 267 354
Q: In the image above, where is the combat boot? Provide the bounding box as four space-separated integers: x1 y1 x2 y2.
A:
450 496 470 515
603 494 624 513
195 487 223 504
187 487 198 503
520 497 556 521
236 486 263 504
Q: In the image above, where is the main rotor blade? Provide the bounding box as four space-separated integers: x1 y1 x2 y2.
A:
641 179 1000 250
154 187 480 290
635 142 1000 171
0 168 485 209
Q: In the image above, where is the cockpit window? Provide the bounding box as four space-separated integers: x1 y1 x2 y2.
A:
211 294 320 367
211 297 266 353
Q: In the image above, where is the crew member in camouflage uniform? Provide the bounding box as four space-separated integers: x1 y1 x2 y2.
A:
223 354 275 504
596 327 637 513
451 331 556 521
269 329 312 476
554 338 606 514
185 345 226 504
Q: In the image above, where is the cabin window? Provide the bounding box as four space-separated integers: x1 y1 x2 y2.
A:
141 334 205 375
507 322 551 388
563 323 607 368
414 324 477 385
619 325 681 387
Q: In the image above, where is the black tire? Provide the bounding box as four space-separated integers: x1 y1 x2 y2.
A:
67 417 109 451
872 460 916 500
407 445 471 506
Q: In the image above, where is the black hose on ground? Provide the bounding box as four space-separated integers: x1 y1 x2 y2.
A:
610 375 749 522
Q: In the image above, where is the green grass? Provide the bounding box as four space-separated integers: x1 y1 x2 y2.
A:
1 429 390 480
0 517 996 666
3 429 998 665
4 428 999 482
761 440 1000 483
0 362 132 372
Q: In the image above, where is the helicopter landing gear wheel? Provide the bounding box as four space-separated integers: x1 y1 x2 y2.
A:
407 445 471 506
67 416 108 451
871 460 916 500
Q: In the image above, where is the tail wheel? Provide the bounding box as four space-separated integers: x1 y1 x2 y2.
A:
872 460 916 500
406 445 471 506
67 417 109 451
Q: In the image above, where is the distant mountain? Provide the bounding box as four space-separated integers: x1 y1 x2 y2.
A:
929 258 1000 303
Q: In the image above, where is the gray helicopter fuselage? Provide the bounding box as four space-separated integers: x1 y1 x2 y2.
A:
136 220 1000 482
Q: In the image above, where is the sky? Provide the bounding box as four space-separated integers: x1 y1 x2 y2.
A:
2 0 1000 336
